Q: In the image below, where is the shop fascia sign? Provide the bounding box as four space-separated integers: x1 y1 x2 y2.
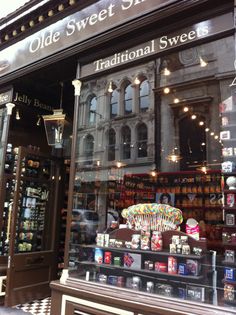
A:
0 0 175 78
0 87 13 106
80 12 233 78
13 91 53 112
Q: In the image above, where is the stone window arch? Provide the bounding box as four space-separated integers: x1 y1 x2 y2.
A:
139 78 149 112
88 95 97 125
123 81 132 115
110 87 118 119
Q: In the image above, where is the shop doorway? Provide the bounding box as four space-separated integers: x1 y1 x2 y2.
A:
1 58 77 306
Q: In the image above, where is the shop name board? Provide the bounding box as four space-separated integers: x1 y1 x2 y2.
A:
13 92 53 112
0 89 13 105
81 12 233 77
0 0 173 78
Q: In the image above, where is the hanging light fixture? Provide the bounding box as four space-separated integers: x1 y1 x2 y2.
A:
42 82 71 149
197 162 210 174
163 87 170 94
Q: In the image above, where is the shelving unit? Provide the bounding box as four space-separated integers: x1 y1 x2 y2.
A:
72 229 210 302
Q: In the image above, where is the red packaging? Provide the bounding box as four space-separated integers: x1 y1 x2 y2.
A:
104 251 112 264
168 256 177 274
155 262 167 272
227 194 235 207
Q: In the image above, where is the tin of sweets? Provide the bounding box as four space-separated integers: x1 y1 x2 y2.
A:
227 194 235 207
104 251 112 264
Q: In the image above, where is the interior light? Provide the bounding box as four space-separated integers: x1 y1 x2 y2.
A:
199 56 208 67
183 106 189 112
205 128 210 132
174 97 180 104
199 121 204 126
201 142 206 146
191 114 197 120
108 81 113 93
16 110 21 120
163 87 170 94
163 67 171 76
117 161 122 168
134 77 140 85
210 132 215 136
214 135 219 139
150 171 157 177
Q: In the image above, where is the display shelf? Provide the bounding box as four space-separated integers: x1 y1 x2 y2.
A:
222 225 236 228
223 206 236 211
81 244 205 260
77 261 204 281
222 260 236 266
223 279 236 285
222 242 236 247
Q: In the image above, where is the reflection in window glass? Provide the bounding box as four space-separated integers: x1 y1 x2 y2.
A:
121 126 131 159
124 82 132 115
84 135 94 159
137 123 147 157
89 96 97 125
139 79 149 112
110 89 118 118
108 128 116 161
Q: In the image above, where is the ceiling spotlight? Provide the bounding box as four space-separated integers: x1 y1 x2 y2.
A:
134 77 140 85
214 135 219 139
150 170 157 177
163 87 170 94
205 128 210 132
191 114 197 120
210 132 215 136
201 142 206 146
183 106 189 112
199 121 204 126
174 97 180 104
199 56 208 67
108 81 113 93
16 109 21 120
163 67 171 76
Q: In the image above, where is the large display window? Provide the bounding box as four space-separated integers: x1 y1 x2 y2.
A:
67 33 236 310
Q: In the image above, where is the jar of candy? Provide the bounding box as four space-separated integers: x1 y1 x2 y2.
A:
151 231 163 251
131 234 140 249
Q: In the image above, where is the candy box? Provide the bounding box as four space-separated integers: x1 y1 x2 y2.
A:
124 252 141 269
178 263 188 275
224 267 236 281
186 285 205 302
186 259 200 276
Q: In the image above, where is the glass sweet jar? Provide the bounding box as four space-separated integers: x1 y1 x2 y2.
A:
151 231 163 251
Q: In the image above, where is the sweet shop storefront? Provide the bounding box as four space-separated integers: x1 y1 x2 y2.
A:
0 0 235 314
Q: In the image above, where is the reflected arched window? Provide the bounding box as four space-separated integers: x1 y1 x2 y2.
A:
110 88 118 118
124 82 132 115
139 79 149 112
137 123 147 158
84 135 94 160
108 129 116 161
121 126 131 159
89 96 97 125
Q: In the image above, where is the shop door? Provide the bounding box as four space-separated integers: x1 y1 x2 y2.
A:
4 146 61 306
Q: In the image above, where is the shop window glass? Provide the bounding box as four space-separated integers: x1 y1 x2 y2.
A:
139 79 149 112
124 82 132 115
84 134 94 160
121 126 131 159
69 33 236 314
108 128 116 161
110 88 118 118
89 96 97 125
137 123 147 157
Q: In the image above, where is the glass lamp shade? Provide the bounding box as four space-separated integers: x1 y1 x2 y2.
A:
42 109 70 149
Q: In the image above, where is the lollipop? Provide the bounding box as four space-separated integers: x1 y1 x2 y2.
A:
121 203 183 232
